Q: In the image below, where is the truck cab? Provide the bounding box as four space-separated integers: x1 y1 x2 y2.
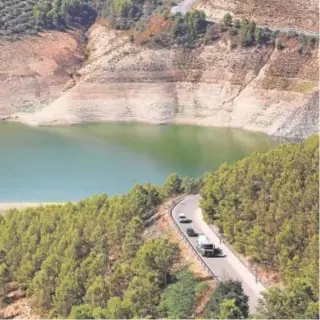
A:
196 234 214 257
178 213 188 223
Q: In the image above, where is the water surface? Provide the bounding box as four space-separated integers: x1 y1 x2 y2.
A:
0 123 279 201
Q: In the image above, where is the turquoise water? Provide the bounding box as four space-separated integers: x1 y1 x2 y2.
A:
0 123 279 201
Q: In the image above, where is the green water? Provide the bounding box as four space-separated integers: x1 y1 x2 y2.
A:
0 122 279 201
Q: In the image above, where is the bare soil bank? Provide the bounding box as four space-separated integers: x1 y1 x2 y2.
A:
1 22 319 139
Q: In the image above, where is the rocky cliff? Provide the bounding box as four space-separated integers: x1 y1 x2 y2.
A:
2 22 319 139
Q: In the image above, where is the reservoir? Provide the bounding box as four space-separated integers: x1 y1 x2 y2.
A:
0 123 279 201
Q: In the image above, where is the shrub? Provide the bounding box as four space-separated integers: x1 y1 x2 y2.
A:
234 19 240 28
240 19 256 46
229 27 237 36
276 40 285 50
222 13 232 26
169 10 207 47
163 173 183 197
298 44 304 55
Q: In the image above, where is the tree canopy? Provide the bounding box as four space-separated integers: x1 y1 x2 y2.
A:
201 134 319 318
0 184 180 317
0 135 318 319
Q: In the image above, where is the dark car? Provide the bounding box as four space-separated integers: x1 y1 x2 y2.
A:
186 228 198 237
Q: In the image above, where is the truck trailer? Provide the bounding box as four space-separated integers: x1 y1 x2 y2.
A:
196 234 215 257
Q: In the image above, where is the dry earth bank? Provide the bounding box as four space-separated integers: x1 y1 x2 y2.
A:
194 0 319 33
1 20 319 139
0 30 86 119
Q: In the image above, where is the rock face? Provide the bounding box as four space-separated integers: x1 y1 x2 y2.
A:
3 24 319 139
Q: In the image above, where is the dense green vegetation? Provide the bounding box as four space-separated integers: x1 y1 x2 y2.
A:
157 267 200 318
0 0 39 38
201 134 319 318
168 11 207 47
1 0 318 54
220 13 319 52
33 0 97 29
0 176 204 318
0 136 318 319
0 0 170 38
204 280 249 319
0 0 97 38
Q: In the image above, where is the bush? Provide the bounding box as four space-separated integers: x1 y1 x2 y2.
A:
229 27 237 36
222 13 232 26
163 173 183 197
170 10 207 47
298 44 304 55
181 177 203 194
203 25 215 43
287 30 298 38
240 19 256 46
158 268 197 319
204 280 249 318
276 40 285 50
234 19 240 28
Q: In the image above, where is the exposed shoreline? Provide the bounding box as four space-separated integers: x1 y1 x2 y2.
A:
2 116 311 142
0 202 66 214
1 22 318 141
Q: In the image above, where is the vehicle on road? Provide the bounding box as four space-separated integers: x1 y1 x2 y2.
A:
178 213 189 223
196 234 215 256
186 228 198 237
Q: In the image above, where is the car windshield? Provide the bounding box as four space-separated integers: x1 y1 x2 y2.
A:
203 244 213 249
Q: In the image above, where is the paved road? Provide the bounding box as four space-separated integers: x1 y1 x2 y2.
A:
171 194 266 314
171 0 319 37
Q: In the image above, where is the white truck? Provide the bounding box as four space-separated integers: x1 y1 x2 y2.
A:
178 213 189 223
196 234 215 257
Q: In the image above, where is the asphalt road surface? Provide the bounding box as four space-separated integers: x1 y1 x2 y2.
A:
170 0 319 37
171 194 266 315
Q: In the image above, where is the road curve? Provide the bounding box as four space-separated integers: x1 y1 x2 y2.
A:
171 194 266 314
170 0 319 37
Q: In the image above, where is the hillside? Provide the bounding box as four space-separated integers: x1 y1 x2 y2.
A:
0 138 318 319
0 30 85 120
0 1 319 138
3 19 318 139
194 0 319 32
0 180 202 319
200 134 319 318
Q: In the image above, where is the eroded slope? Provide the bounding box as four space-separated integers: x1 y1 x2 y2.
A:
10 23 318 139
194 0 319 32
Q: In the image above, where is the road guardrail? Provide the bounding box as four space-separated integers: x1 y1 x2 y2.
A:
168 195 219 281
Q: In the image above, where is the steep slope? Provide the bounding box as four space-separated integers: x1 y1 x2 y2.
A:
9 23 319 139
194 0 319 33
0 30 86 119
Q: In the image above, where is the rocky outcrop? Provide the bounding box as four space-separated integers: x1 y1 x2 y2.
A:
3 23 319 139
